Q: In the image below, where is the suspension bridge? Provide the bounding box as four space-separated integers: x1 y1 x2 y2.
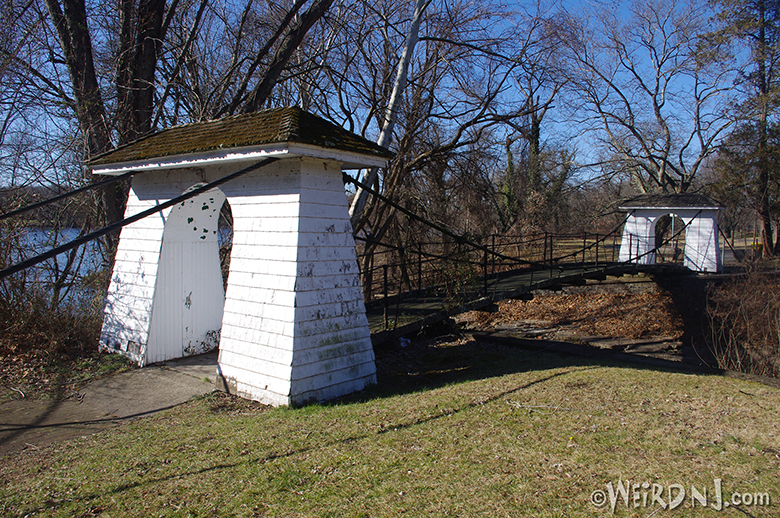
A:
339 172 716 346
356 228 694 346
0 107 723 405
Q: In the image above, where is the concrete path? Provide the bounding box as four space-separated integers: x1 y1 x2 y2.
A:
0 352 218 456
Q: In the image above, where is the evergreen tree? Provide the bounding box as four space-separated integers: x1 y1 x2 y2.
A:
709 0 780 254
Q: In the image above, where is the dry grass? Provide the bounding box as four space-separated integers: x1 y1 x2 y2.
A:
0 294 131 402
0 338 778 517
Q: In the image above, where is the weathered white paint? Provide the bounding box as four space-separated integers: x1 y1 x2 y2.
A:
216 158 375 406
99 183 167 365
100 170 227 365
145 187 226 364
90 142 389 176
618 207 721 272
618 212 656 265
98 155 380 405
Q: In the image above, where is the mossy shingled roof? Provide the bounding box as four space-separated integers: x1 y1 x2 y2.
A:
88 106 394 166
620 193 720 209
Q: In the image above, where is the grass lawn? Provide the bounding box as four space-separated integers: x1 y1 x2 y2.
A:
0 338 778 517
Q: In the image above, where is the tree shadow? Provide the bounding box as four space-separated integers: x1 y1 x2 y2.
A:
339 317 731 407
13 323 776 516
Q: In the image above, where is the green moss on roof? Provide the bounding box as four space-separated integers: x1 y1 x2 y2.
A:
620 193 720 209
88 106 394 166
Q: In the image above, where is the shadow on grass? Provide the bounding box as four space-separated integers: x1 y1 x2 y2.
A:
16 361 582 516
346 312 730 406
367 335 590 400
12 325 768 516
9 323 594 514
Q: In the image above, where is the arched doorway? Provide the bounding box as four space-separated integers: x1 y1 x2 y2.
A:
145 186 227 364
92 106 394 404
654 214 686 264
618 194 722 272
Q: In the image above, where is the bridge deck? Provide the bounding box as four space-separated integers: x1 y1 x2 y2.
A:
365 262 690 345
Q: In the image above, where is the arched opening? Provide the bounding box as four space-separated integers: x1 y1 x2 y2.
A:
218 200 233 292
654 213 686 264
145 186 226 364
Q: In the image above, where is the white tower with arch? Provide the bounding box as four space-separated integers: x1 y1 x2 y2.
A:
618 194 722 273
90 107 393 406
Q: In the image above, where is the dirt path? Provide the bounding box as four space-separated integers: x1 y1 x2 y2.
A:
0 352 217 456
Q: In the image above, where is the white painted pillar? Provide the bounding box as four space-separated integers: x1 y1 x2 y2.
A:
217 158 375 406
100 172 226 365
100 180 169 364
618 213 656 265
618 207 722 272
680 209 721 272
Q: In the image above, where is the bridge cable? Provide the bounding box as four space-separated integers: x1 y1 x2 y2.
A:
0 170 136 222
346 171 635 270
547 211 632 264
717 226 742 260
0 157 279 281
354 234 483 267
343 172 545 268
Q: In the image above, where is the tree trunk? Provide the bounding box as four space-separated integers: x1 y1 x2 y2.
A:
44 0 125 246
43 0 110 157
116 0 166 144
349 0 428 227
241 0 335 113
757 0 774 256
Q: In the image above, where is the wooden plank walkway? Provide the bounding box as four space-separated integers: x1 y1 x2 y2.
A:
366 262 690 345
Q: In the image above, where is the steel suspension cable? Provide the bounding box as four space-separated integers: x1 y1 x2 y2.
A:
0 158 279 281
0 170 136 222
343 172 545 268
547 211 632 264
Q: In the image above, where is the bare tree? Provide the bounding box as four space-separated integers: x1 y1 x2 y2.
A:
563 0 734 194
3 0 334 237
309 0 578 295
0 0 336 331
151 0 337 123
495 4 574 232
348 0 430 224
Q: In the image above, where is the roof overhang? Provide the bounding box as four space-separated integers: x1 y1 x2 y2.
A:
617 193 721 212
619 205 721 211
90 142 390 176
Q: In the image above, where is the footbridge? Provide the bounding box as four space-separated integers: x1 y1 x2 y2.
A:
354 226 696 346
342 179 719 346
0 107 723 404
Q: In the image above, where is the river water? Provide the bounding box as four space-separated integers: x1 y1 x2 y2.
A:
2 228 105 307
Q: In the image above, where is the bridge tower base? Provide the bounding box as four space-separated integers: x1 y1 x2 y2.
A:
618 195 722 273
90 107 392 405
